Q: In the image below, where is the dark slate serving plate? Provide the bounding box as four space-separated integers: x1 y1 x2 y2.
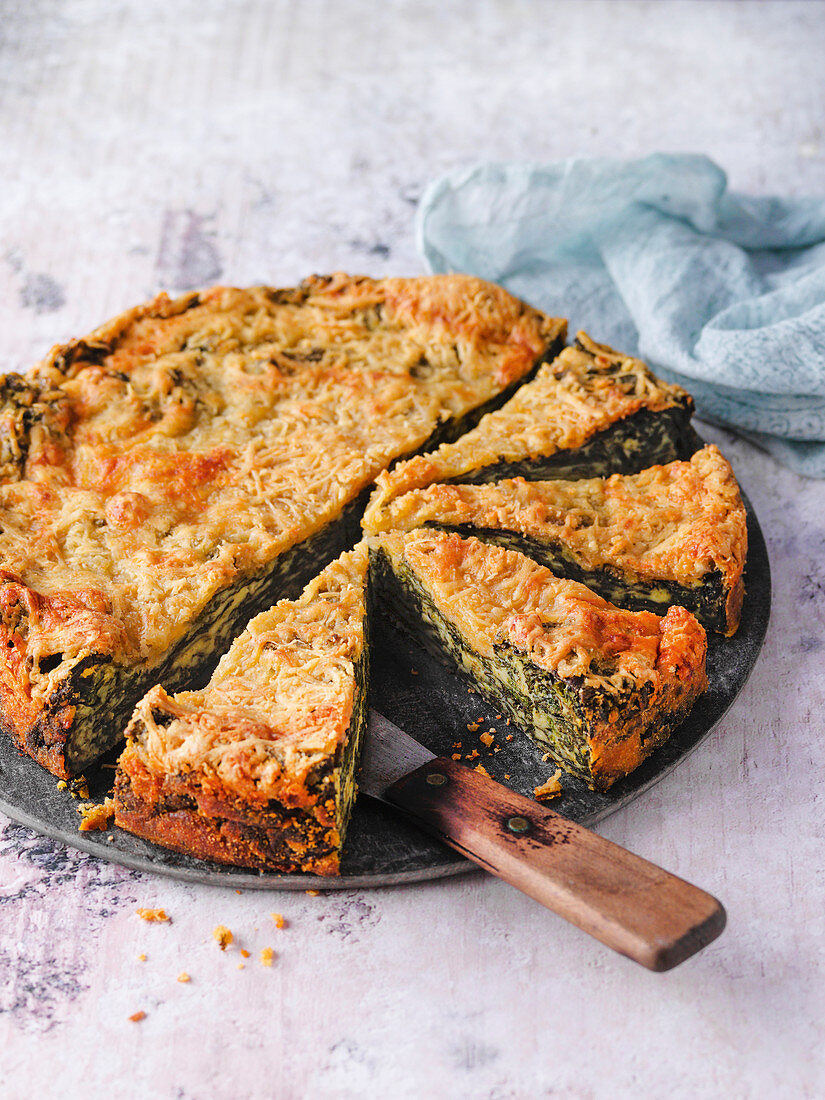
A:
0 497 770 890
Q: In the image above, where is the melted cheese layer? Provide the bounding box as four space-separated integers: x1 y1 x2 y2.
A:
0 275 563 693
124 543 369 806
375 529 706 692
363 332 692 527
365 445 746 590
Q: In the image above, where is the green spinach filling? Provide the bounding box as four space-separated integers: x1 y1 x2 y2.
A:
422 524 729 633
38 502 359 772
448 407 699 485
371 545 612 782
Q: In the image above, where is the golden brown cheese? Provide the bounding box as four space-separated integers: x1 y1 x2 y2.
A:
364 444 747 591
0 274 564 747
377 529 706 693
363 331 692 528
114 543 370 874
373 529 708 788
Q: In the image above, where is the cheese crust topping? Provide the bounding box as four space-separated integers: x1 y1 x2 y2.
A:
364 444 746 590
0 275 563 702
363 332 692 527
123 543 369 807
376 529 707 692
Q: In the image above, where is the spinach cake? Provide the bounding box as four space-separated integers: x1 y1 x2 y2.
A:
114 544 370 875
364 444 747 635
362 332 697 531
0 274 565 778
371 529 708 791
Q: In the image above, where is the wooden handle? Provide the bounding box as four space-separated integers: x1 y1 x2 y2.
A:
386 757 725 971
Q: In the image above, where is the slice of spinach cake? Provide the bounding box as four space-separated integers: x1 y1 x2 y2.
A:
114 544 370 875
363 332 697 532
0 274 565 777
370 530 707 791
364 445 747 635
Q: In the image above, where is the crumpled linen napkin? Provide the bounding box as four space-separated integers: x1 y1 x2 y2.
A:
417 153 825 477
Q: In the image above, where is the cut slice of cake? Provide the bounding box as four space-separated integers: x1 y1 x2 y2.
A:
363 332 696 532
0 274 565 777
114 544 370 875
370 530 707 791
364 444 747 635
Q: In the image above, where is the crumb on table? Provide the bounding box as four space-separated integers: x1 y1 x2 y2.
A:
177 972 190 983
137 907 170 923
213 925 233 949
305 890 320 897
240 948 250 958
479 732 494 747
129 1011 146 1023
271 913 287 929
474 764 491 778
261 947 274 967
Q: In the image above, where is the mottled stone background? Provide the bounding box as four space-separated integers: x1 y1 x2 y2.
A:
1 2 824 1097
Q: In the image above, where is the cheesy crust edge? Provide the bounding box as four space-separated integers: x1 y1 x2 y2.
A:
0 274 565 776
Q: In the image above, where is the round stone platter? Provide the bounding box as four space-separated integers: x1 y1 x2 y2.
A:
0 496 770 891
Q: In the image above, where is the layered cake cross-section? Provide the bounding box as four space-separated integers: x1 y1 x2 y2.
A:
364 444 747 635
370 529 708 791
114 544 370 875
363 332 697 532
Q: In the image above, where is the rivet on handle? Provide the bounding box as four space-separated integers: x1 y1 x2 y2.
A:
426 772 448 787
506 815 531 835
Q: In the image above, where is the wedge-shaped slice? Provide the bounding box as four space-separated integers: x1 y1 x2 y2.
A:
114 545 370 875
371 530 707 790
363 332 696 531
0 273 565 777
365 445 747 635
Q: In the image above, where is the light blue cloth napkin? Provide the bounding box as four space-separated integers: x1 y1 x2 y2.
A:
417 154 825 477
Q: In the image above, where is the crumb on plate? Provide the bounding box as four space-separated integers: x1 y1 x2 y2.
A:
77 797 115 832
534 769 563 801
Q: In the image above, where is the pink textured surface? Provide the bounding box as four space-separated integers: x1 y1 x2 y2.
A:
1 2 823 1096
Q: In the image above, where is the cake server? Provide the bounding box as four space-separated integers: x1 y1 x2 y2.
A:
360 710 725 971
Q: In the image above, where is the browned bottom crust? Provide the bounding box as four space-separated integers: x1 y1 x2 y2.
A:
725 576 745 637
114 765 342 876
